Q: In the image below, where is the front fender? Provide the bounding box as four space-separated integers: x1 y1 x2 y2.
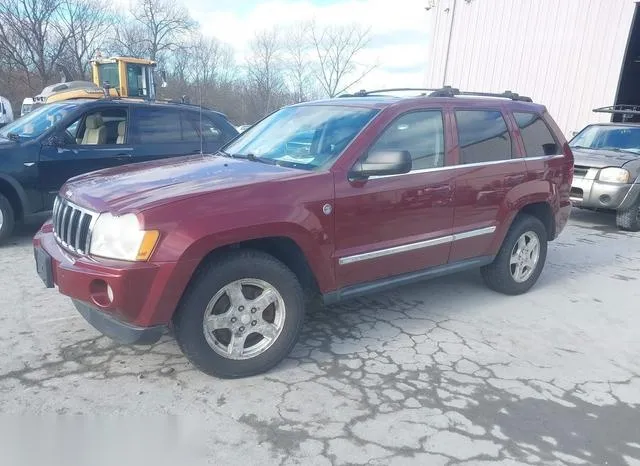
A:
0 172 30 218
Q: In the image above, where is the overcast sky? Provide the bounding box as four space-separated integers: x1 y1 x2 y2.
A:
177 0 435 91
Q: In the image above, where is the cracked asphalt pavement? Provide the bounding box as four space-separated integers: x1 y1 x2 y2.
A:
1 209 639 466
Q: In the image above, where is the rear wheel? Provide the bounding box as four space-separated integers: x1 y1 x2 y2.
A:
481 214 548 295
173 249 305 378
0 194 15 245
616 198 640 232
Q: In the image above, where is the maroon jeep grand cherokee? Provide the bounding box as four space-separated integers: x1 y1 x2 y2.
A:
33 87 574 378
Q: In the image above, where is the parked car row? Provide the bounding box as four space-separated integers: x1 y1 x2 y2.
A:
31 87 577 378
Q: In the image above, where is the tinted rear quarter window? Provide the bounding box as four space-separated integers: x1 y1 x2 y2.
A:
514 112 559 156
455 110 513 164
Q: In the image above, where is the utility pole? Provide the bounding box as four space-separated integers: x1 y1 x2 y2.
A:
442 0 458 86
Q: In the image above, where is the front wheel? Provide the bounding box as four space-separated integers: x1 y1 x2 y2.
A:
0 194 16 245
173 250 305 378
616 198 640 232
481 214 548 295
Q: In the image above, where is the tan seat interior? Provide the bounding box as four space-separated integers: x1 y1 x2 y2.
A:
116 121 126 144
81 114 107 145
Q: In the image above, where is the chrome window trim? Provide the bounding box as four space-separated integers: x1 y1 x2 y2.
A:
338 226 496 265
368 154 564 180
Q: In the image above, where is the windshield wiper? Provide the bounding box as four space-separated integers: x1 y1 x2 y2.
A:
230 153 277 165
570 145 594 150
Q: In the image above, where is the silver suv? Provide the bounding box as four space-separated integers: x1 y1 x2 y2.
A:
569 106 640 231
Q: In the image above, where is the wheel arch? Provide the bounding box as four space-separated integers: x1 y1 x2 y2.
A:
0 174 28 221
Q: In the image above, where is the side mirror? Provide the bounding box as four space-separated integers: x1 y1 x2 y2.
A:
349 150 412 179
45 134 66 147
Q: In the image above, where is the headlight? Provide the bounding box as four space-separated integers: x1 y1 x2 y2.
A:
89 213 159 261
598 167 630 183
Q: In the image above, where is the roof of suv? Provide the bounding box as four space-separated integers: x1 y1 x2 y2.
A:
296 87 547 113
56 98 229 119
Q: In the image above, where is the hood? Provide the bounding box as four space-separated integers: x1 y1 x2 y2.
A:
63 154 308 214
571 147 640 168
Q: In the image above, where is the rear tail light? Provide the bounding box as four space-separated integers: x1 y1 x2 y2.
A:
563 142 574 186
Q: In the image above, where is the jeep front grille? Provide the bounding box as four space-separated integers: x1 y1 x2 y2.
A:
52 197 96 254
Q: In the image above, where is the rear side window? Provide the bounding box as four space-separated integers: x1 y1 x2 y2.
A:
370 110 445 171
514 112 559 156
132 107 182 144
455 110 513 164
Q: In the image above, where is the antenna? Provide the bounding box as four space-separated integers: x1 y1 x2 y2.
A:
198 72 203 155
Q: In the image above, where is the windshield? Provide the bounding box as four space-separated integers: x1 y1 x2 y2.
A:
0 102 78 139
570 125 640 154
222 105 380 170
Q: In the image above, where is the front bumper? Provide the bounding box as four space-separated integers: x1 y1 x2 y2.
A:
570 174 640 210
33 221 191 345
73 300 165 345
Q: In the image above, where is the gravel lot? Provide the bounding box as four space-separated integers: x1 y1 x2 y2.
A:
1 209 639 465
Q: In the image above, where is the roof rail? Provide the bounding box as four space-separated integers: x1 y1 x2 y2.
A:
338 86 533 102
593 105 640 116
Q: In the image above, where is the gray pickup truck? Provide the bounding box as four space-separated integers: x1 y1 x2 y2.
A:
569 106 640 231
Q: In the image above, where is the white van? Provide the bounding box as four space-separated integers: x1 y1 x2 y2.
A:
20 97 33 117
0 96 14 127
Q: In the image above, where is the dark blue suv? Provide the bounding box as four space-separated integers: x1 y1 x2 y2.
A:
0 99 238 243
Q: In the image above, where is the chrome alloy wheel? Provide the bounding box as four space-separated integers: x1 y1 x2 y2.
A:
203 279 286 360
509 231 540 283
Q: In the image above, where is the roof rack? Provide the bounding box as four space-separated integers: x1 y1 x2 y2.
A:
593 105 640 116
338 86 533 102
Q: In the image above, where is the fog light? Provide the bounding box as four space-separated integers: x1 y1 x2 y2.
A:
599 194 611 204
90 279 113 307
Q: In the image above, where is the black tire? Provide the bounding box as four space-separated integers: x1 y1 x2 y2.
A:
172 249 305 378
616 199 640 232
0 194 16 245
481 214 548 295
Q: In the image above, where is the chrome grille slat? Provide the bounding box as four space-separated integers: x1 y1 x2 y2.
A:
51 196 96 255
75 212 86 250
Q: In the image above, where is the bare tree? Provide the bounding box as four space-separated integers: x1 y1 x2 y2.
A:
59 0 112 80
309 21 376 97
245 28 287 117
283 22 317 102
0 0 70 90
129 0 197 61
112 21 150 58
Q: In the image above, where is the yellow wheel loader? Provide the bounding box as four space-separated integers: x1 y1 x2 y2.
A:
32 55 167 107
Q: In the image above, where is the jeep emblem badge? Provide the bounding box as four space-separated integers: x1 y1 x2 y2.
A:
323 203 332 215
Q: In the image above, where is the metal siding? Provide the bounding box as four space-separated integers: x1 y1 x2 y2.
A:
425 0 638 135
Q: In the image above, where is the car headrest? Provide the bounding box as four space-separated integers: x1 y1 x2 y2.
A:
85 115 103 130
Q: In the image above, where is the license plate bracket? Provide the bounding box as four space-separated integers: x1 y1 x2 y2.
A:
34 247 54 288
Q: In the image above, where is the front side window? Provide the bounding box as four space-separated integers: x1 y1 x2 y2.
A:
455 110 513 164
570 125 640 155
0 102 78 139
65 107 128 145
369 110 445 171
222 105 379 170
514 112 559 156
